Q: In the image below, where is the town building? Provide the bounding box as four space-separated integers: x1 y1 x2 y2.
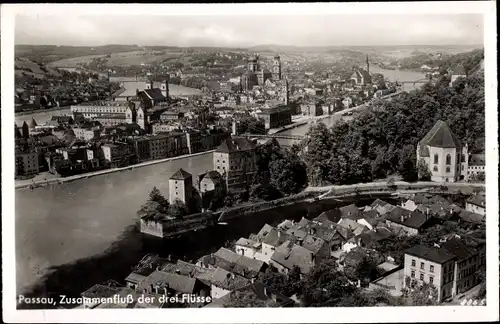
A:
15 150 40 177
241 54 283 92
385 207 432 236
270 242 316 276
404 245 457 302
213 137 258 192
440 236 486 295
467 153 485 180
465 193 486 216
70 101 135 121
101 143 130 168
73 127 101 141
351 56 372 86
169 168 193 206
416 120 467 182
257 102 292 130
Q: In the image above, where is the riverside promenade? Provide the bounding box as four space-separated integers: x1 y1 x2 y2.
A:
15 150 215 190
305 180 486 194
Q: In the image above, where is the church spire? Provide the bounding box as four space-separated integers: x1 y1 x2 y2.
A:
366 55 370 73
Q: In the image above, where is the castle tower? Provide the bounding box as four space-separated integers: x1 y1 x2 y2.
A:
169 168 193 207
273 54 282 80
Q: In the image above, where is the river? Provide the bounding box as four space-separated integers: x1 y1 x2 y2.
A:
14 66 425 295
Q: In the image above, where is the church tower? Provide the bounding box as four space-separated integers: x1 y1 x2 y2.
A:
160 77 169 101
273 54 282 80
284 75 289 105
366 55 370 73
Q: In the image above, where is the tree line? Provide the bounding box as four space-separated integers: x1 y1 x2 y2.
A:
302 71 485 186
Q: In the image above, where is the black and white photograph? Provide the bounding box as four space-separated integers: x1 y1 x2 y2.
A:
1 2 498 323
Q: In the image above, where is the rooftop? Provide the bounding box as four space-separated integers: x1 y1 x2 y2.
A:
216 137 256 153
419 120 462 156
405 245 456 264
170 168 192 180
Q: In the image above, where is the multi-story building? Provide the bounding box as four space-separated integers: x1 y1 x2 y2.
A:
213 137 258 192
416 120 467 183
73 127 101 141
441 237 486 295
101 143 130 168
15 150 40 177
169 168 193 206
257 103 292 130
70 101 136 121
404 245 457 302
404 238 486 303
467 153 485 180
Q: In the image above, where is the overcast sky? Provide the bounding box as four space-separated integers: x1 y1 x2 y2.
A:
15 14 484 47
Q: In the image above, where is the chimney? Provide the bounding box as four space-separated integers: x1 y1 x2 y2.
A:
311 253 316 265
278 231 281 238
175 269 181 274
401 215 404 223
231 273 235 279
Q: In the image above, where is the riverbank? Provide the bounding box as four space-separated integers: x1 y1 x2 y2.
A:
15 105 71 117
305 180 486 194
15 150 215 190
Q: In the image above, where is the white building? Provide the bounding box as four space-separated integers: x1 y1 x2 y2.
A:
416 120 468 182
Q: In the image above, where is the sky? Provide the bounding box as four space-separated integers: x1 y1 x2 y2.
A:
15 14 484 48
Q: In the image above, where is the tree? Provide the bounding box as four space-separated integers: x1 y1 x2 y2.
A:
417 159 432 181
269 150 308 195
387 177 397 191
209 184 227 211
300 259 360 307
403 279 439 306
249 184 282 202
168 199 188 218
137 187 170 220
354 256 383 286
224 193 235 207
149 187 165 203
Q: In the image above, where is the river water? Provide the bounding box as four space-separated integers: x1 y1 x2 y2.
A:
14 67 425 295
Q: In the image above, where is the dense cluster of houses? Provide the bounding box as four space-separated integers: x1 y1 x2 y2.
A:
79 190 485 308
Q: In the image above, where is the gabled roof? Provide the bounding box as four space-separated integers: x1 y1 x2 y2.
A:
216 137 256 153
271 243 315 275
441 237 479 260
339 203 363 220
419 120 462 156
315 209 341 223
142 88 165 101
170 168 192 180
387 207 430 229
29 118 38 128
405 245 456 264
137 270 198 294
467 194 485 208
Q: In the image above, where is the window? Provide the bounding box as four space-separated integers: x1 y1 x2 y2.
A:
433 166 438 172
434 154 439 164
430 265 434 273
420 273 424 280
429 276 434 284
446 154 452 165
411 270 415 278
462 165 464 170
446 166 451 173
462 154 466 162
420 262 425 270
